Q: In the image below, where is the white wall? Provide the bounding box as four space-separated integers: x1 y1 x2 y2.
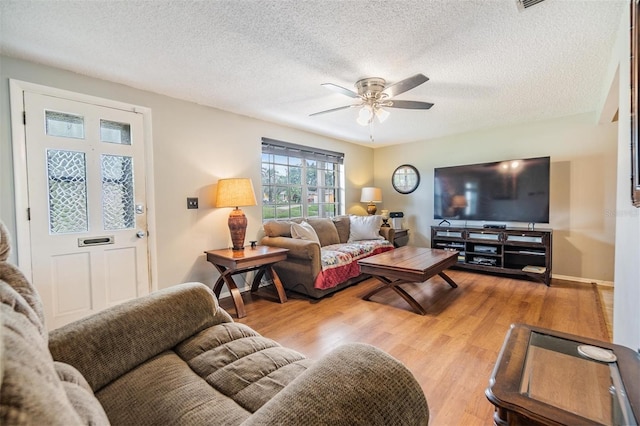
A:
0 56 375 291
610 6 640 351
374 113 617 283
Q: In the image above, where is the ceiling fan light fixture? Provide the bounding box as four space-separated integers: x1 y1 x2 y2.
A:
357 105 373 126
310 74 432 131
375 107 390 123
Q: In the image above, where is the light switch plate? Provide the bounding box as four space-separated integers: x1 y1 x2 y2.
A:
187 197 199 209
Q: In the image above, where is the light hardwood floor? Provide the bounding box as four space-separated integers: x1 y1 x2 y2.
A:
219 271 609 426
596 285 614 339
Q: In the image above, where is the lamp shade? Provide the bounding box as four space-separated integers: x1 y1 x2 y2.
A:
357 106 373 126
360 187 382 203
375 107 390 123
216 178 257 208
216 178 257 250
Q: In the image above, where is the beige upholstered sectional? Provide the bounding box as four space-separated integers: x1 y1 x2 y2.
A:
0 221 428 425
260 215 395 298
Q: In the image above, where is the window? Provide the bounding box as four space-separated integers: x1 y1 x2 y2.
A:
261 138 344 220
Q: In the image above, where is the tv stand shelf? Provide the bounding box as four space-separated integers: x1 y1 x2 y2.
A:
431 226 552 285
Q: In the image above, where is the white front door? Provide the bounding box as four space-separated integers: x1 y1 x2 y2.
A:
21 91 150 329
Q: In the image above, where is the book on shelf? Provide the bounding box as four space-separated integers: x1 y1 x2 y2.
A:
522 265 546 274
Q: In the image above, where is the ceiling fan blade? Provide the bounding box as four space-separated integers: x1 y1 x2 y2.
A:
309 105 354 117
387 100 434 110
383 74 429 98
321 83 360 98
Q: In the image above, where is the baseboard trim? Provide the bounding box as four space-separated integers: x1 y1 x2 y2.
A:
552 274 614 287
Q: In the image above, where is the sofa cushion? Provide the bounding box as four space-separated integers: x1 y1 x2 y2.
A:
0 222 9 262
291 221 320 245
348 215 384 242
0 282 88 426
332 215 351 243
55 362 109 425
307 218 340 246
244 343 430 426
175 322 312 413
0 263 47 341
2 221 103 425
0 221 47 339
97 350 250 425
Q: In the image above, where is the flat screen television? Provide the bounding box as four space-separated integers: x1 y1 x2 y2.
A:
434 156 550 223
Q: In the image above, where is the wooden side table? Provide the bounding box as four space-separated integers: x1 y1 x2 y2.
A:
205 246 288 318
486 323 640 425
393 228 409 247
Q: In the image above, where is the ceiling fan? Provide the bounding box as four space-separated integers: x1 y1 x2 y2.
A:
310 73 434 126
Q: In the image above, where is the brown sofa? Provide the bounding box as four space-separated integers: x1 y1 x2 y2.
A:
260 215 395 298
0 221 428 425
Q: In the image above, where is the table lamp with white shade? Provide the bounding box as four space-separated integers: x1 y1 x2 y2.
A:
360 187 382 215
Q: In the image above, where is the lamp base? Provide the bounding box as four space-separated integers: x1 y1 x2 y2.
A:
228 207 248 250
367 203 377 215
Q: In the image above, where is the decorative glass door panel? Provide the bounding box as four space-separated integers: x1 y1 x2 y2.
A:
101 154 135 230
46 149 88 234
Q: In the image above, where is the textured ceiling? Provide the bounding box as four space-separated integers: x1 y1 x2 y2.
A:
0 0 626 147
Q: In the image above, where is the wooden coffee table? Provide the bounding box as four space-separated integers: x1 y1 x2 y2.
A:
357 246 459 315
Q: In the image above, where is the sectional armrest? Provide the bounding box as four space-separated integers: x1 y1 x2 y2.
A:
379 226 395 242
260 236 321 260
48 282 232 392
243 342 429 426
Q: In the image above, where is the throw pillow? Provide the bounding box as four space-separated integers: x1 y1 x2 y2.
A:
291 221 321 245
306 218 340 246
263 220 295 237
331 215 351 243
348 215 384 242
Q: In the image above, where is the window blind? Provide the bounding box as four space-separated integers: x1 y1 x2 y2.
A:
261 138 344 165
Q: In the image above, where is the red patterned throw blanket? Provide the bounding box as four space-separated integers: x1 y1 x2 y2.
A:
314 240 394 290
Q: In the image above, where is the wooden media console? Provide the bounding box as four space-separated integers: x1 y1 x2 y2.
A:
431 226 552 285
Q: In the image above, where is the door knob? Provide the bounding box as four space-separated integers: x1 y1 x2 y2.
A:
136 231 146 238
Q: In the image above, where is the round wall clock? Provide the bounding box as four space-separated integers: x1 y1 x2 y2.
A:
392 164 420 194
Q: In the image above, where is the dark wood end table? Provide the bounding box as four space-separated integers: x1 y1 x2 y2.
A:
205 246 288 318
486 323 640 426
393 228 409 247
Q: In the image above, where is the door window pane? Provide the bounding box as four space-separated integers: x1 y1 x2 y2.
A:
100 119 131 145
102 155 135 230
47 150 88 234
45 111 85 139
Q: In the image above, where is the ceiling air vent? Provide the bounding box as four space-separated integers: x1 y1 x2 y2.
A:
517 0 545 11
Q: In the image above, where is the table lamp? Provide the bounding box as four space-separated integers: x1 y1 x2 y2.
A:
360 187 382 215
216 178 257 250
